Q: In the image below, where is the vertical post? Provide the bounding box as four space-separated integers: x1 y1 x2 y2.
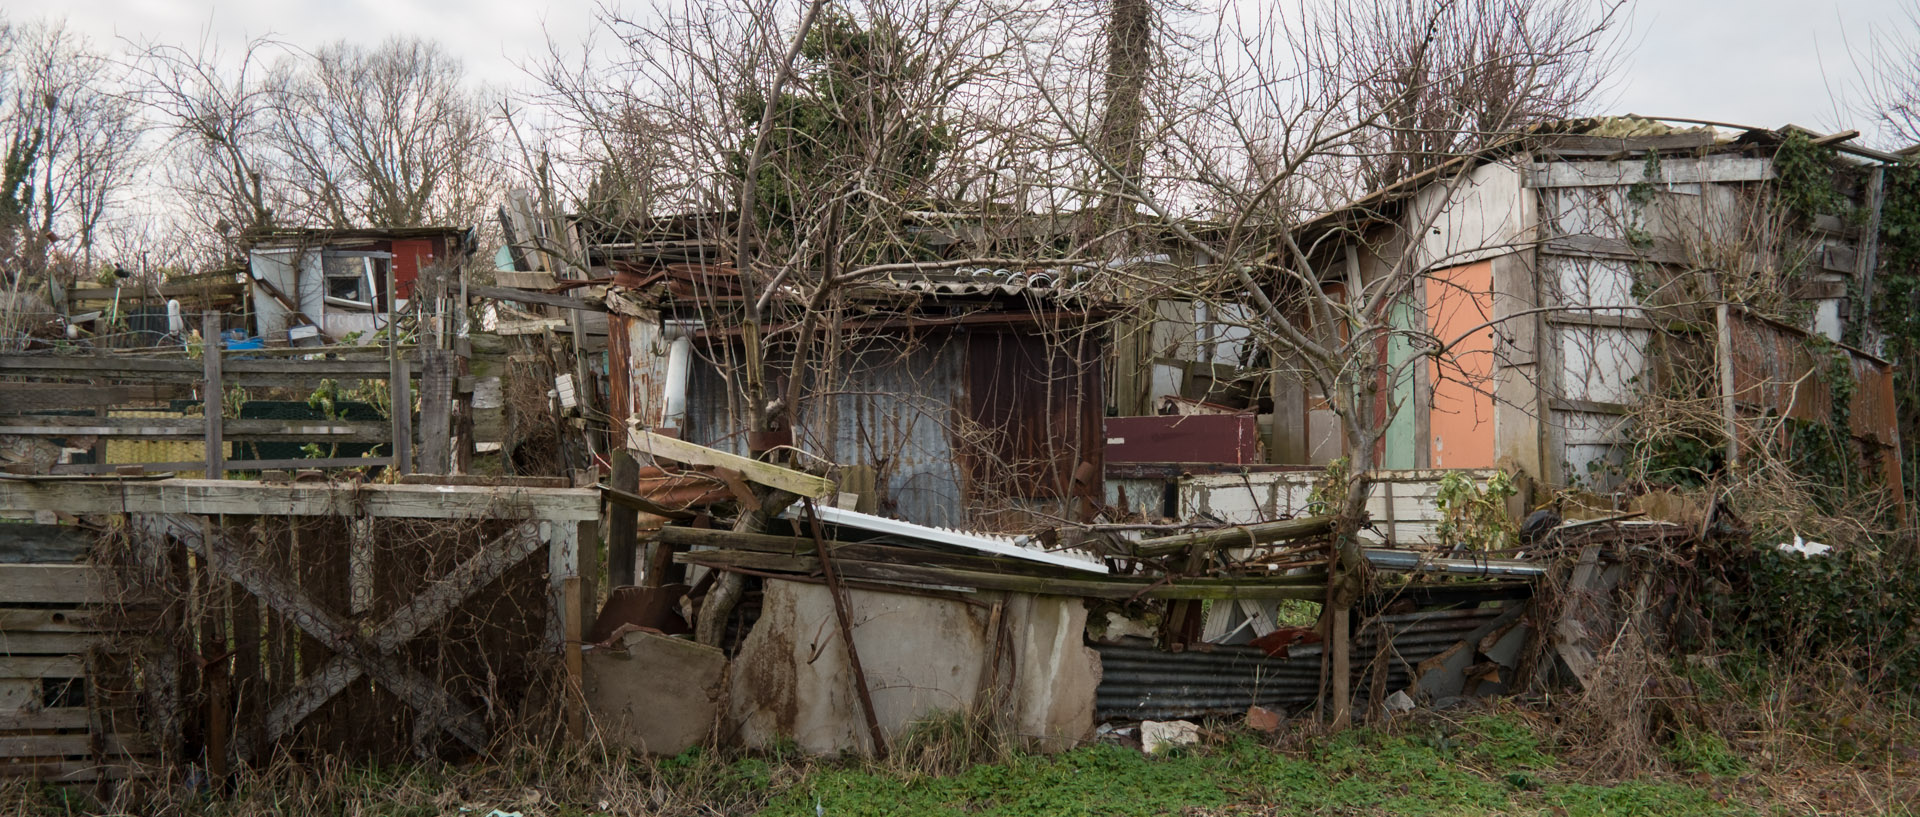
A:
417 350 452 474
202 312 224 479
1330 605 1351 730
388 260 413 474
1716 303 1740 470
608 450 639 587
563 575 584 742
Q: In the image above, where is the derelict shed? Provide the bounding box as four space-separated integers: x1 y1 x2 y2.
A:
593 220 1109 531
245 227 476 345
1275 118 1903 510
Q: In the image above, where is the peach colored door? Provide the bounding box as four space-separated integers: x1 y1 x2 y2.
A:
1427 261 1496 468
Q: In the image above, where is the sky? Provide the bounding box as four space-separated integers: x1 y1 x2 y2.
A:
8 0 1916 139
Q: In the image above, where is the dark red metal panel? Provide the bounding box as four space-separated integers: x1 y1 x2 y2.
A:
1104 414 1261 464
965 329 1102 505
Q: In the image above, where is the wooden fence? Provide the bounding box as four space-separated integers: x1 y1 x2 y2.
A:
0 477 598 779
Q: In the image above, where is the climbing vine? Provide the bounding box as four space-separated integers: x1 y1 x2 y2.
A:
1875 158 1920 511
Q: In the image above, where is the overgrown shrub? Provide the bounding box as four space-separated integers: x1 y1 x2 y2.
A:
1700 540 1920 694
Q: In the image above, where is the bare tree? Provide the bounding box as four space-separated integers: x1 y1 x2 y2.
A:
130 34 291 253
5 20 145 272
272 37 500 229
1854 0 1920 148
1305 0 1626 193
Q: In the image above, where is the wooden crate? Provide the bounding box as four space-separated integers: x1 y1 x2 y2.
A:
0 561 157 782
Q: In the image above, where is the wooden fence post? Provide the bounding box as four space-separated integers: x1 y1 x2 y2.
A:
202 312 223 479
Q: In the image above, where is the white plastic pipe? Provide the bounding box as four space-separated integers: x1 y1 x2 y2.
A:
661 329 693 429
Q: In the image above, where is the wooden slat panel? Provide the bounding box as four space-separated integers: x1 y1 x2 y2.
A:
0 416 389 443
0 608 114 633
0 565 105 604
0 733 153 758
0 479 599 521
0 707 90 731
0 655 85 679
0 632 99 655
0 758 143 781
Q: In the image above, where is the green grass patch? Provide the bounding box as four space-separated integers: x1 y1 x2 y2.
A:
761 714 1759 817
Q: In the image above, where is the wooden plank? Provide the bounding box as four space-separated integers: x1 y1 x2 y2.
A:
0 655 85 678
0 758 144 782
607 451 640 587
492 271 556 290
0 632 98 655
0 416 390 442
1 384 191 413
0 608 116 633
0 565 105 604
204 312 225 479
0 733 153 759
0 707 90 731
50 456 394 475
469 285 607 313
676 549 1327 600
0 355 395 379
628 428 834 499
416 349 453 474
0 523 93 563
493 318 569 336
0 479 599 521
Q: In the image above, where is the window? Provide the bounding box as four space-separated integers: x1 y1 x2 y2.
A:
320 253 393 310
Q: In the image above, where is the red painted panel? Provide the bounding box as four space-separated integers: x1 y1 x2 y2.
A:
1105 414 1261 464
390 238 438 299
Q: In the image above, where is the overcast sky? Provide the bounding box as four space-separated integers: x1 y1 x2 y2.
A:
10 0 1916 141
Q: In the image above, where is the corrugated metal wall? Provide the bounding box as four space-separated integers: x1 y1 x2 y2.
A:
679 334 971 526
1095 604 1520 721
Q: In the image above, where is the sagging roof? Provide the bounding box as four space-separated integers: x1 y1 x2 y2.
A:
1297 116 1898 240
244 226 477 251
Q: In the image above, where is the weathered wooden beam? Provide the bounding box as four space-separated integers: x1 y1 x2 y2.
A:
654 525 1101 579
139 515 490 755
1127 516 1334 558
469 285 607 313
0 523 94 562
0 478 599 521
50 456 394 475
676 549 1327 600
628 428 834 499
255 522 544 747
0 564 105 604
1 383 192 412
0 416 390 442
204 312 225 479
0 354 399 379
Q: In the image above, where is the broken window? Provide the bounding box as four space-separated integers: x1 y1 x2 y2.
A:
320 253 393 311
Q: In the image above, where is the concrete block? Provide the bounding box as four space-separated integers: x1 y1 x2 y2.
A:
583 630 726 755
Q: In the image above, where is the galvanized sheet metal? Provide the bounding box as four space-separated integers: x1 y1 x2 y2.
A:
1093 606 1514 721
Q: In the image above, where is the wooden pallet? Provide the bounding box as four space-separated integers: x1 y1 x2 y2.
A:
0 560 158 782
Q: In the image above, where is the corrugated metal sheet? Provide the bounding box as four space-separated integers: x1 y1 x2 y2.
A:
1094 605 1516 721
1727 311 1903 503
680 336 971 526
